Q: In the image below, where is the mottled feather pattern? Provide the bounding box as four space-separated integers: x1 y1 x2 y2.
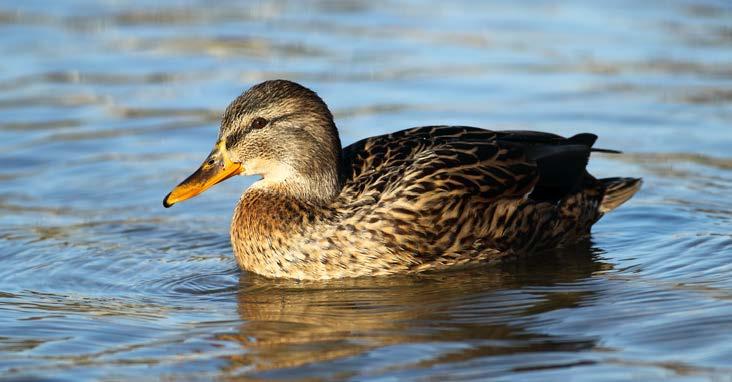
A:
231 125 638 279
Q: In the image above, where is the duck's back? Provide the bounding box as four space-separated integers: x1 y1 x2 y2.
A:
334 126 640 269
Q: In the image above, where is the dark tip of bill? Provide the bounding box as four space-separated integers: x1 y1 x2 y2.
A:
163 193 173 208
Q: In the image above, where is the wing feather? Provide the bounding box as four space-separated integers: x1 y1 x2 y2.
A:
334 125 604 261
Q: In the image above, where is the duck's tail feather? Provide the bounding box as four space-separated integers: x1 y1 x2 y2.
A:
599 177 642 213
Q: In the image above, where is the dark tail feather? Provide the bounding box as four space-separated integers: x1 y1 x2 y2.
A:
599 177 642 213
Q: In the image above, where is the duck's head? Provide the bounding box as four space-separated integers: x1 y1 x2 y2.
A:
163 80 342 208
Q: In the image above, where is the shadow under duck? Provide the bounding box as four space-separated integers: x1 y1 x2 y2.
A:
163 80 641 280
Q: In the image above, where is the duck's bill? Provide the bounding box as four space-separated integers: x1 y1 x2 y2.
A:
163 142 242 208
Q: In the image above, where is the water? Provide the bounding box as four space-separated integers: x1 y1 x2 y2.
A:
1 0 731 380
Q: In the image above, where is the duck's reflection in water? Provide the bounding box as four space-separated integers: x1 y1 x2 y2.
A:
219 242 609 375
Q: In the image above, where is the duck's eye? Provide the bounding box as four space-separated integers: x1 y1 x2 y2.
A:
250 117 268 129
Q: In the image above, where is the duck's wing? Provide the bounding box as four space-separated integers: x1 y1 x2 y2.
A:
334 126 606 261
340 126 599 204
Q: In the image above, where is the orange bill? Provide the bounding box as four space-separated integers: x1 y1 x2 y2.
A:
163 141 242 208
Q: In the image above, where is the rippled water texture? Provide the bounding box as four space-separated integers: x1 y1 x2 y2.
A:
1 1 731 380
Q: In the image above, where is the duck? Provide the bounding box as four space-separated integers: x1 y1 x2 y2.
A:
163 79 641 280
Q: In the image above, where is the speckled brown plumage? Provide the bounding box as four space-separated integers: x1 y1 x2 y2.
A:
166 80 642 280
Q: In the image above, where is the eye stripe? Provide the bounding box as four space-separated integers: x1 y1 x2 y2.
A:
223 116 276 149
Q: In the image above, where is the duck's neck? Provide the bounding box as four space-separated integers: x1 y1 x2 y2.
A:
243 137 343 205
231 141 344 275
253 167 341 206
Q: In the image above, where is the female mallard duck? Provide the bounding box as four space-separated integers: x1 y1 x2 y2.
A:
164 80 641 280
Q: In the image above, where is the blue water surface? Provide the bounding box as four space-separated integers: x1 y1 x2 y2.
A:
1 1 731 380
